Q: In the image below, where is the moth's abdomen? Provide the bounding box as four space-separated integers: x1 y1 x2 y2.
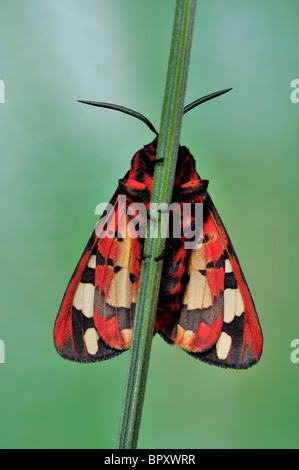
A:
155 237 189 333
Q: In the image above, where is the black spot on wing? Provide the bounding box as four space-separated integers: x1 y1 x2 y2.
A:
117 305 136 331
96 252 105 266
178 305 214 331
224 272 237 289
216 254 225 269
72 307 87 358
81 267 95 284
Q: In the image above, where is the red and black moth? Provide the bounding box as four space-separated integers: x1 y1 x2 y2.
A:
54 89 263 369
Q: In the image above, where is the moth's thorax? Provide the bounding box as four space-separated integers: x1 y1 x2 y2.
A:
129 139 200 189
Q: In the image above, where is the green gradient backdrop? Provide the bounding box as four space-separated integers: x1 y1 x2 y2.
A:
0 0 298 449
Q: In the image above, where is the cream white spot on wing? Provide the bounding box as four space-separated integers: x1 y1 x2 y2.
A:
184 270 211 310
224 288 244 323
190 244 206 271
183 244 211 310
73 282 94 318
73 282 83 311
108 269 132 309
84 328 99 355
225 258 233 273
175 325 194 351
82 283 95 318
106 232 138 309
216 332 232 360
87 254 96 269
121 328 133 347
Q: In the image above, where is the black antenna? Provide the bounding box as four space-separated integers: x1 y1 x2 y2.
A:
78 100 158 136
183 88 232 115
78 88 232 136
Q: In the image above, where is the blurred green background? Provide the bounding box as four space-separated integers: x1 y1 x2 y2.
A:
0 0 298 449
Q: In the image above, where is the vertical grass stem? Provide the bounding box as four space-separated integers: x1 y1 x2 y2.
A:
117 0 197 449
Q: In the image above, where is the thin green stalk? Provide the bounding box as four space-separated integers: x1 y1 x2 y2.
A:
117 0 197 449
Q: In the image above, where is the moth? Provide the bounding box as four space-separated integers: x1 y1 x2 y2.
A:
54 89 263 369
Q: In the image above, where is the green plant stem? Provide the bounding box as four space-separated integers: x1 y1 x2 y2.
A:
117 0 197 450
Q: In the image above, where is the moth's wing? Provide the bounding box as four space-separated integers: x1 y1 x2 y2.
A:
54 234 122 362
93 212 141 351
189 196 263 369
54 188 140 362
159 209 225 354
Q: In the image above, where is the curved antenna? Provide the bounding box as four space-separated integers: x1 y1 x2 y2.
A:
78 100 159 136
183 88 232 115
79 88 232 137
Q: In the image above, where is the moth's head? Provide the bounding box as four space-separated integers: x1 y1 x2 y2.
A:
133 138 198 188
